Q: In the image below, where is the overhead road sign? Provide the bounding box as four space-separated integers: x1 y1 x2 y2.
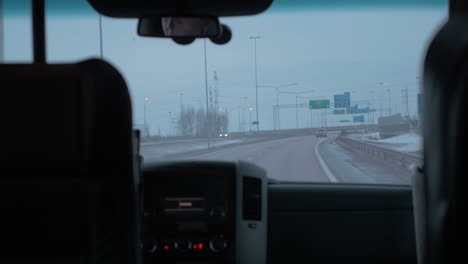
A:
353 115 365 122
334 92 351 108
309 100 330 109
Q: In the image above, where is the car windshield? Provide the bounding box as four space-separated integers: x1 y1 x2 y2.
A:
2 0 447 184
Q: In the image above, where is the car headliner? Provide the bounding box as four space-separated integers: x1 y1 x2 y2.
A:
3 0 447 17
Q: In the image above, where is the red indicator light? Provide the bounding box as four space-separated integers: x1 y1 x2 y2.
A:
163 245 169 250
198 243 204 250
193 244 198 249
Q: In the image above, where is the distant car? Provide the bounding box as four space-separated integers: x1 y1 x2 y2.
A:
315 129 327 137
218 133 229 138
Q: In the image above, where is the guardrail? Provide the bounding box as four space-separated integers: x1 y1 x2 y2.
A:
336 135 422 175
140 124 378 142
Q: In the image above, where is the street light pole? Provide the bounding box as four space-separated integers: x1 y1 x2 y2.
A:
144 97 150 136
241 96 248 132
179 93 184 113
249 107 253 131
258 82 298 130
370 91 375 124
204 39 210 147
250 36 260 131
297 96 313 128
275 88 280 127
387 89 391 115
238 106 242 131
168 111 172 136
295 95 299 128
281 90 314 129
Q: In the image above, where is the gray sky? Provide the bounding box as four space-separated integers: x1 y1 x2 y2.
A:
3 8 446 135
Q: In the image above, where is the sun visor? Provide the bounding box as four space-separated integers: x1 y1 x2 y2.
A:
87 0 273 18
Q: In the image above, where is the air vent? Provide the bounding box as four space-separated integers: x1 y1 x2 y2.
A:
243 176 262 220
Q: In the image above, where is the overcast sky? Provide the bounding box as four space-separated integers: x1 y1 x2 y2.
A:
3 5 447 135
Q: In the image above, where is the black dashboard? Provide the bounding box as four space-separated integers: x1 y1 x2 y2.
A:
142 161 268 264
140 161 416 264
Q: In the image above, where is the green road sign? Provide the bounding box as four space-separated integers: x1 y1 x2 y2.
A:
340 120 350 122
309 99 330 109
334 109 345 115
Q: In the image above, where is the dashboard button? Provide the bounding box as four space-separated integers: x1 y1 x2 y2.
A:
143 241 158 254
209 236 227 252
210 207 226 217
174 239 192 252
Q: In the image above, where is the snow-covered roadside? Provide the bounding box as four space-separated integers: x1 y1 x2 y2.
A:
348 133 422 153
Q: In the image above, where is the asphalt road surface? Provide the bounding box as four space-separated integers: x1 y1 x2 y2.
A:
187 135 332 182
143 134 410 184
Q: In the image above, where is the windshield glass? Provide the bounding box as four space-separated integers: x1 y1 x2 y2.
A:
2 0 447 184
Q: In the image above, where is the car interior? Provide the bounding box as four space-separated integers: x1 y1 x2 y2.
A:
0 0 463 264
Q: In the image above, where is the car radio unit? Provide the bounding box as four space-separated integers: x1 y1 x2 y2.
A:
142 161 267 264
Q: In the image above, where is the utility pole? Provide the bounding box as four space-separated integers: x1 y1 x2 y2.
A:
249 36 260 131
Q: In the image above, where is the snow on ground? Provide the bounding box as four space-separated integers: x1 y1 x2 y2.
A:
348 132 422 153
348 132 381 141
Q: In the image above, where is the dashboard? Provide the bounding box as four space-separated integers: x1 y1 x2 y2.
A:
142 161 268 264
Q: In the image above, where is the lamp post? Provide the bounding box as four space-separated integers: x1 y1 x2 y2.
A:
281 90 315 129
144 97 150 137
370 91 375 124
249 107 253 131
298 96 314 128
379 82 395 116
167 111 172 136
258 82 298 129
179 93 184 113
249 36 260 130
240 96 248 132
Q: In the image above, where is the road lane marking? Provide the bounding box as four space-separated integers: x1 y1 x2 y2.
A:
314 138 339 183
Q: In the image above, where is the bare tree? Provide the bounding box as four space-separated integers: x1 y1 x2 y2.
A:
178 106 229 137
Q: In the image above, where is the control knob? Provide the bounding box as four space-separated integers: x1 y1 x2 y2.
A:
209 236 228 253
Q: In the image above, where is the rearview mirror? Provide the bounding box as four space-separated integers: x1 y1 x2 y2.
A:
138 17 220 38
138 16 232 45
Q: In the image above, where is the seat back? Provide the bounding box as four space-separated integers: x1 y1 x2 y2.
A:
414 14 467 264
0 59 140 264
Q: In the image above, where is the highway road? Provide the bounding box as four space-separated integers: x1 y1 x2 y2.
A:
143 134 410 184
189 135 332 182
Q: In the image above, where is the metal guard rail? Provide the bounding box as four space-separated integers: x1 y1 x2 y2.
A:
336 135 422 175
